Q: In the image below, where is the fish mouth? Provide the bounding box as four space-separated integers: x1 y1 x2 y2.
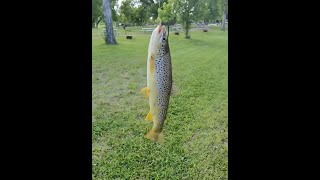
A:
158 23 164 33
156 24 167 41
155 21 165 34
149 22 168 50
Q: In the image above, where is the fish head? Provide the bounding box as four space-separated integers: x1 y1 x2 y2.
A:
149 24 169 56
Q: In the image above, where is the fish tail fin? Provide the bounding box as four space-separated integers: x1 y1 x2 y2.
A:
144 128 164 144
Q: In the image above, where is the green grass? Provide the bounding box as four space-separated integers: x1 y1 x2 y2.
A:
92 26 228 179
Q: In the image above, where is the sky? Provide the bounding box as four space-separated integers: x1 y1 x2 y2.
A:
117 0 159 7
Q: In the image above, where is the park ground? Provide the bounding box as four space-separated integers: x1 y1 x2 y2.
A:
92 25 228 179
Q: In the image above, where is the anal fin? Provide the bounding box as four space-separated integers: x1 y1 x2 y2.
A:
145 111 152 121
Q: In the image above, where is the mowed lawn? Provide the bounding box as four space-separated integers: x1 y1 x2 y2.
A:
92 26 228 180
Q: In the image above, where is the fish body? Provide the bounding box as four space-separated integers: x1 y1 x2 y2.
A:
141 24 172 144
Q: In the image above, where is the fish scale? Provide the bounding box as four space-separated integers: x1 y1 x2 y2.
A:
155 51 172 128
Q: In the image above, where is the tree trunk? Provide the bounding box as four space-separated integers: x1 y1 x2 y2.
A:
92 18 95 28
221 0 227 31
185 29 189 38
103 0 117 45
184 21 190 38
96 18 101 28
221 12 226 31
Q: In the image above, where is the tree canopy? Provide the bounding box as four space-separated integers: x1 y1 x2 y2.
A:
93 0 228 33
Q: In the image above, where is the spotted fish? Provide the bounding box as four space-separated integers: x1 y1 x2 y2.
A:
141 23 172 144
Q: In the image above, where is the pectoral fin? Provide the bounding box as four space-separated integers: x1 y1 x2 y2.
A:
141 87 150 98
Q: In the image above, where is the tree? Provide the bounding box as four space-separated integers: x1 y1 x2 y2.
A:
220 0 228 31
111 0 118 23
92 0 103 28
208 0 222 21
150 2 160 20
137 0 155 26
119 0 134 24
93 0 118 28
157 0 176 25
133 6 150 26
172 0 204 38
119 0 154 26
198 1 211 24
103 0 117 44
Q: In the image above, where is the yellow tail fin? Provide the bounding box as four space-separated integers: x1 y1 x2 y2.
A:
144 128 164 144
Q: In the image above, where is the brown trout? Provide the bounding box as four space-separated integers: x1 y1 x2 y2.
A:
141 23 172 144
